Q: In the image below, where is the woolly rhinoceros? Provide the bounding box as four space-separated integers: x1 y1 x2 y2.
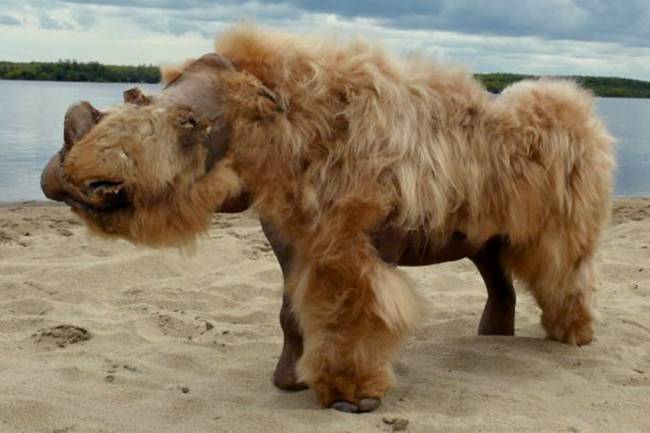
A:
41 26 614 413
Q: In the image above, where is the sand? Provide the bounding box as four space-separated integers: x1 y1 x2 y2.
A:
0 199 648 433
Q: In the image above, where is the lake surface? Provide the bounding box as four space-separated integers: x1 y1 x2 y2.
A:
0 80 160 202
0 79 649 201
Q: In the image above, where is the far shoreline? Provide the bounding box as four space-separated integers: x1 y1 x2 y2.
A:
1 77 648 99
1 61 650 98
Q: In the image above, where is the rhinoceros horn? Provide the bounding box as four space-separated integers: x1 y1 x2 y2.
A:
63 101 103 150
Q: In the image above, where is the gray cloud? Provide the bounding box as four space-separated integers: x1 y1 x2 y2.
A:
266 0 650 47
58 0 650 46
1 0 648 80
61 0 302 23
131 14 214 37
37 10 69 29
167 19 198 35
71 8 97 29
74 1 303 37
0 15 21 26
60 0 245 11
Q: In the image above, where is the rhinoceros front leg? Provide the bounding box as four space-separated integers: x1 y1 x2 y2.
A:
470 237 516 336
260 221 308 391
275 294 308 391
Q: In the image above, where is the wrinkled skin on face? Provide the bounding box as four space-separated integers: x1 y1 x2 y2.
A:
41 54 250 247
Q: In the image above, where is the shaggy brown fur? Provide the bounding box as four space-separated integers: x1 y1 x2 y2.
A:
41 26 614 409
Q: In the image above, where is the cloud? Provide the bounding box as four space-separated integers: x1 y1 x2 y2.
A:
61 0 303 24
71 8 97 29
131 15 213 37
0 0 648 81
283 0 650 47
37 10 68 29
58 0 650 46
0 14 21 26
167 19 198 36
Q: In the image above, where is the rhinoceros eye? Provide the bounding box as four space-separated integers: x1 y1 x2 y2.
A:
180 115 197 128
176 108 198 129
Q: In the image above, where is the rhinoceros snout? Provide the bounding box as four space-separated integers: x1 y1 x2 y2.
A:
41 100 104 202
41 152 66 202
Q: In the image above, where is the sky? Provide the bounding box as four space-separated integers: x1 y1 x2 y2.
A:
0 0 649 80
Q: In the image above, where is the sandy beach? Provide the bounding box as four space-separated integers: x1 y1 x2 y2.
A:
0 199 648 433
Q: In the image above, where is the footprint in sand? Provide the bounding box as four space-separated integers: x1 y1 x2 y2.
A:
31 325 91 349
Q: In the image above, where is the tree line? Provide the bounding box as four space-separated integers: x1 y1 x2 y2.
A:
477 73 650 98
1 60 649 98
0 60 160 83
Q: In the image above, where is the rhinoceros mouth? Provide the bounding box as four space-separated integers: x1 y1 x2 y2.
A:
61 178 131 218
41 147 132 218
82 179 127 205
63 189 130 217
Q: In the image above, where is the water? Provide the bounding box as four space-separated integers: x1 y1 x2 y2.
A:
0 80 160 202
594 98 650 196
0 80 649 201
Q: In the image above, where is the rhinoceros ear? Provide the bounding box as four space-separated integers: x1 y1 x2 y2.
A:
235 71 287 117
257 81 287 114
123 87 152 106
63 101 103 149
